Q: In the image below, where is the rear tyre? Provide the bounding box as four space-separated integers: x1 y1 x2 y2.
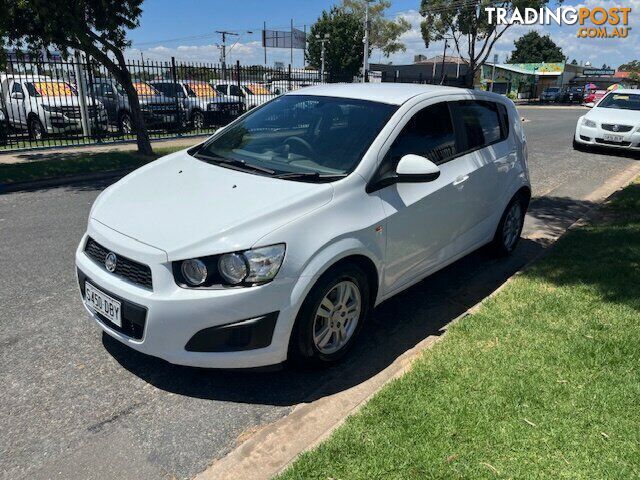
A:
491 194 527 256
289 264 370 367
28 117 45 141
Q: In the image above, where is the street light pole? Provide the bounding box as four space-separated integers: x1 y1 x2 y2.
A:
440 38 448 85
316 34 330 81
362 0 371 82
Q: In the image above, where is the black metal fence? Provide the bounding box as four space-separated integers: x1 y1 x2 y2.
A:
0 56 346 152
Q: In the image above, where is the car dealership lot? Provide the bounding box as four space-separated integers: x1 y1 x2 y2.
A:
1 106 638 480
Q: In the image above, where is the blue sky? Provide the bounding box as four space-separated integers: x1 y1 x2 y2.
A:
126 0 639 68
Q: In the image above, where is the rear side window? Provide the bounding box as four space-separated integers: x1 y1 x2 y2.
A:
389 102 457 165
450 101 505 152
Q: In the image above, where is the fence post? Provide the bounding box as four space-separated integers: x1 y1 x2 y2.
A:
288 64 292 92
170 57 182 135
236 60 242 108
85 55 103 143
73 51 92 139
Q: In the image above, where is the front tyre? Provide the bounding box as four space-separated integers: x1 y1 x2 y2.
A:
289 264 370 367
28 117 45 140
573 137 587 151
491 195 526 256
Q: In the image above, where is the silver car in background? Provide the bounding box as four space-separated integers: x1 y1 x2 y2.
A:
151 81 243 128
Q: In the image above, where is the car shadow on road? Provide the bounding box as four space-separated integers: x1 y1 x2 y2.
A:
104 236 546 407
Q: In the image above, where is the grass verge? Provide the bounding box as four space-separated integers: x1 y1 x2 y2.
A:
279 181 640 479
0 146 182 184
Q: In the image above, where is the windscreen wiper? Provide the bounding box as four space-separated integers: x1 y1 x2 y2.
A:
194 153 275 175
274 171 346 180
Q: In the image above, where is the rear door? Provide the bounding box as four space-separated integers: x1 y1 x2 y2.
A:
448 99 508 241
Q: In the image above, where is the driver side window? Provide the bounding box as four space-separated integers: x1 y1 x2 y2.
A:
388 102 457 167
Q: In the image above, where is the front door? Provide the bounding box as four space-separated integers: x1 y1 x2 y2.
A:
376 101 475 295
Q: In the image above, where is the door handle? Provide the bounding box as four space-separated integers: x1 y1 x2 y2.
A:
453 174 469 186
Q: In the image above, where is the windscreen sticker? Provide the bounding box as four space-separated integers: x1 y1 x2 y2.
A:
33 82 75 97
133 82 158 96
186 82 217 97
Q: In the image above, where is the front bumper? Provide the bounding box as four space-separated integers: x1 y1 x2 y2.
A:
575 123 640 150
74 224 299 368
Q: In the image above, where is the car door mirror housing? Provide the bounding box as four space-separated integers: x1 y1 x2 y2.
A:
366 154 441 193
395 154 441 182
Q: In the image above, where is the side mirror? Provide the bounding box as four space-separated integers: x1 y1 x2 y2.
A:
11 92 24 100
395 154 441 183
366 154 440 193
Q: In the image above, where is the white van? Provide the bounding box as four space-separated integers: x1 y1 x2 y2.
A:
76 84 530 369
0 74 107 139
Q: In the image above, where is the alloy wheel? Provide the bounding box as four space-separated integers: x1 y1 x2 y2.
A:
312 280 361 355
502 202 522 251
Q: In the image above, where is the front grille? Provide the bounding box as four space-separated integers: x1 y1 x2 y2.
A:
148 104 176 113
601 124 633 133
60 106 81 118
84 237 153 290
595 138 631 146
58 106 99 118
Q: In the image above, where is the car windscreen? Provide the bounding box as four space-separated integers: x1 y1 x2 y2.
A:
27 81 77 97
185 82 217 98
133 82 161 96
195 95 397 177
597 93 640 111
245 84 271 95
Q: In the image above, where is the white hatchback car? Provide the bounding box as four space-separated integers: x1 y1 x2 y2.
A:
76 84 531 369
574 89 640 151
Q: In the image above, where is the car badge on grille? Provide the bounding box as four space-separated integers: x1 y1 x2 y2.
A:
613 124 620 132
105 252 117 272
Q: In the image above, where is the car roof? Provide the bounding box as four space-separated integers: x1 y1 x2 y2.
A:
285 83 465 105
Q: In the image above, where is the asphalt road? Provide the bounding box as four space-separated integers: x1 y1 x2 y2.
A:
1 106 638 480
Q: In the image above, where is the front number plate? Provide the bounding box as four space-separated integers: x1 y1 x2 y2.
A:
603 134 624 142
85 282 122 327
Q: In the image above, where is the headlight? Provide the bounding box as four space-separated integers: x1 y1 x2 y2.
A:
218 253 248 284
174 244 285 288
181 259 208 286
583 118 597 128
244 245 286 283
42 105 61 113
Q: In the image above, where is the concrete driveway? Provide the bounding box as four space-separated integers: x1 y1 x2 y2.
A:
1 106 638 479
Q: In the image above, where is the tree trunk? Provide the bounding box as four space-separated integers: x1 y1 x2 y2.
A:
118 72 153 156
464 60 476 88
80 43 154 156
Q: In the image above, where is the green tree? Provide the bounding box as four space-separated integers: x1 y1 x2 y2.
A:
618 60 640 71
1 0 154 155
307 7 363 79
618 60 640 82
420 0 557 87
342 0 411 56
306 0 410 78
508 31 565 63
570 58 578 65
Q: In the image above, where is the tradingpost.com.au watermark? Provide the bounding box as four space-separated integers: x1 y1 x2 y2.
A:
485 6 632 38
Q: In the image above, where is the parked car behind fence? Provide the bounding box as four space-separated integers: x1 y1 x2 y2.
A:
0 74 108 140
150 80 243 129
